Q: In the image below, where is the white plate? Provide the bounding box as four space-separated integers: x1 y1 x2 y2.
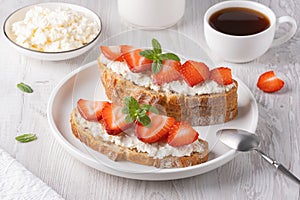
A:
47 60 258 180
3 2 102 61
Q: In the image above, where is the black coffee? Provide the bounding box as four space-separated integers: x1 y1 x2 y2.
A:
209 7 270 36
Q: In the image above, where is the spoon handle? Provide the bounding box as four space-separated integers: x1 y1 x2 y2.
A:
254 149 300 185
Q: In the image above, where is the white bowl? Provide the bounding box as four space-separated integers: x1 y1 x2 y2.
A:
3 2 102 61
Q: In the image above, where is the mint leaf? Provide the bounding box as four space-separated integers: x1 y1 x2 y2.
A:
17 82 33 93
125 97 139 111
125 115 135 123
149 106 159 114
152 60 162 74
123 96 157 127
15 134 37 143
152 38 162 54
159 53 180 61
141 104 151 110
137 115 151 127
141 104 159 114
138 38 181 74
124 96 140 122
139 50 155 60
138 109 147 117
122 107 129 114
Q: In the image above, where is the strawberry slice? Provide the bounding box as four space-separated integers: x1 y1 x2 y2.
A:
179 60 210 87
122 49 153 73
102 103 133 135
210 67 233 85
257 70 284 93
152 60 182 85
77 99 108 122
135 112 175 143
100 45 132 62
168 121 199 147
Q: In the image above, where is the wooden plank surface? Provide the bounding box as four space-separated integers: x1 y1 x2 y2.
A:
0 0 299 199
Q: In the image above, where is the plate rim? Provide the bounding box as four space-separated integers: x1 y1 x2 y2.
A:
47 60 258 178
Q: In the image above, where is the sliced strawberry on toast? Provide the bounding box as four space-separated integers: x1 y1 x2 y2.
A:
179 60 210 87
102 103 133 135
135 112 175 143
77 99 108 122
210 67 233 85
168 121 199 147
122 49 153 73
100 45 133 62
152 60 182 85
257 70 284 93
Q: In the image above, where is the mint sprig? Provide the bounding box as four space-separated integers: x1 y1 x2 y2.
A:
17 82 33 93
15 134 37 143
139 38 180 74
122 96 158 126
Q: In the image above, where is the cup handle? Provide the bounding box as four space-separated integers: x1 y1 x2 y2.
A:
271 16 297 47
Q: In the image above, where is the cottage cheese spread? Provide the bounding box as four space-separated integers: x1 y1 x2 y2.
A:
99 54 235 95
12 6 100 52
75 109 205 159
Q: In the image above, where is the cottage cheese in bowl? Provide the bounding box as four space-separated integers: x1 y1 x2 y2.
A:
3 3 102 60
12 6 100 52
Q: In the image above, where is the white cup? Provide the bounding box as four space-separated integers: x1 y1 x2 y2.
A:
118 0 185 30
204 1 297 63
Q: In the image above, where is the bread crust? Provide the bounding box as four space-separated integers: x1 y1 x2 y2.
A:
70 108 209 168
98 59 238 126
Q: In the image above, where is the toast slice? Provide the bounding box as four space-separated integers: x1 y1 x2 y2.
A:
70 108 209 168
98 56 238 126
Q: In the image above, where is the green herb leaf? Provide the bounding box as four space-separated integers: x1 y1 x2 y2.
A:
139 50 155 60
138 109 147 117
159 53 180 61
15 134 37 143
122 96 159 127
137 115 151 127
138 38 181 74
124 96 140 122
125 115 135 123
141 104 151 110
152 60 162 74
125 97 139 111
149 106 159 114
17 82 33 93
122 107 129 114
152 38 162 54
141 104 159 114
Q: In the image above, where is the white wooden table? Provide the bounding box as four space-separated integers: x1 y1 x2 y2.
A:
1 0 299 199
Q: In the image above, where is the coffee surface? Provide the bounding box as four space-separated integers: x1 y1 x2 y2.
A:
209 7 270 36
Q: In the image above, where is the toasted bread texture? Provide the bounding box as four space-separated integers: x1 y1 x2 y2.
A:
98 58 238 126
70 108 209 168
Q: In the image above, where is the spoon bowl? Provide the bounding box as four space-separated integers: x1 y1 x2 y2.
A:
216 129 260 152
